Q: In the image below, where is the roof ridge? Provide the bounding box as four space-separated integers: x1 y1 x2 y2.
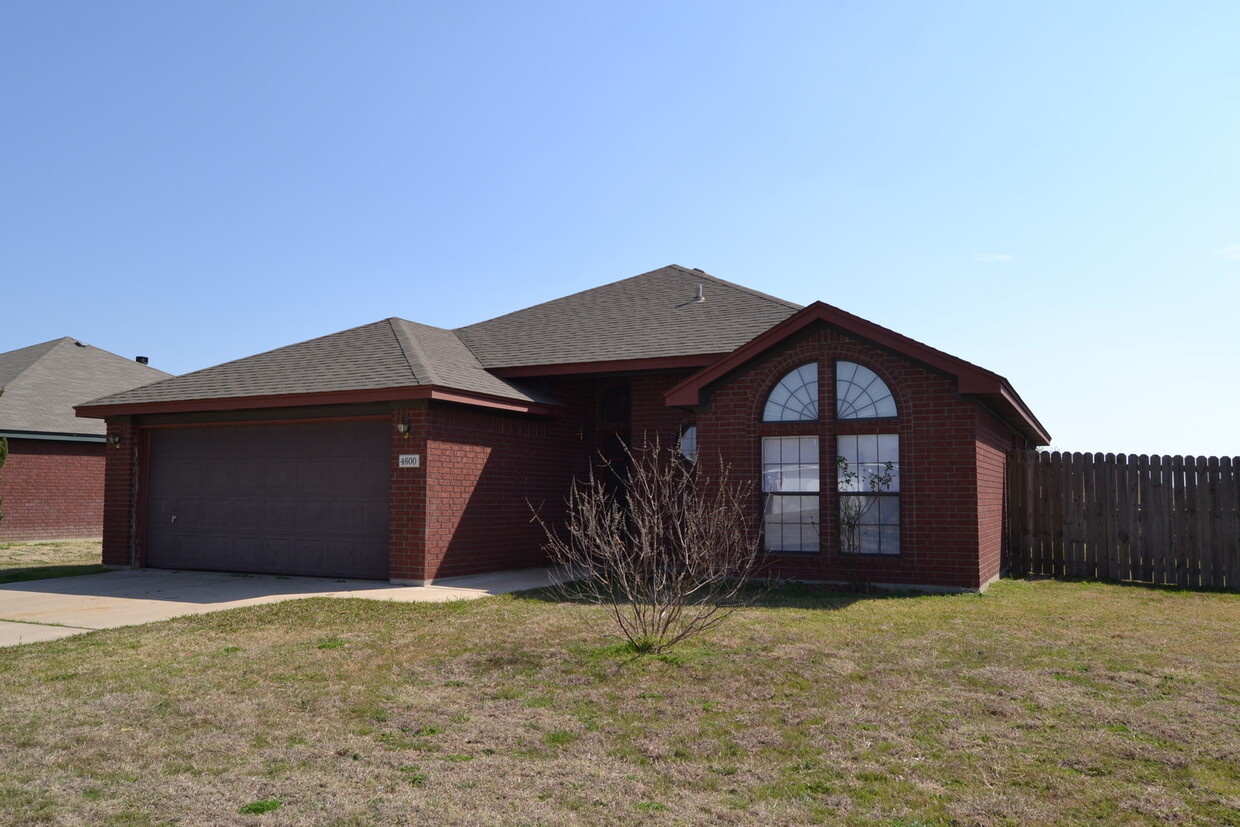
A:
387 318 437 385
0 338 72 388
665 264 803 310
456 264 800 333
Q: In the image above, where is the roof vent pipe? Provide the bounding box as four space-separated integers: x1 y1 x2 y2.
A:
136 356 149 365
693 284 705 303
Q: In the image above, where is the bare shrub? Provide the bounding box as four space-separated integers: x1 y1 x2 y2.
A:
538 439 763 653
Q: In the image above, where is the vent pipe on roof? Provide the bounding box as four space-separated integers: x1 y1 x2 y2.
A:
693 284 705 303
136 356 149 365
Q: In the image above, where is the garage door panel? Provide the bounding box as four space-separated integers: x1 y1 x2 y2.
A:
146 422 390 579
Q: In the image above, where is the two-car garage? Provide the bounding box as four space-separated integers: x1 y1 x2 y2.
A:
144 421 390 579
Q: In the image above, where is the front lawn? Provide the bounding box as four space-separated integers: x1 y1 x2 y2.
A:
0 539 107 584
0 579 1236 825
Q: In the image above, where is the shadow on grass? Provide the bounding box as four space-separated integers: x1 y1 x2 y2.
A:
517 577 932 612
1011 574 1238 597
0 565 111 585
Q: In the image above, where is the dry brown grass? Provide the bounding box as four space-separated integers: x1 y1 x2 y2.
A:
0 578 1237 825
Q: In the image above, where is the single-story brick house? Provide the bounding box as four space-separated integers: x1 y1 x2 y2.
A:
0 338 171 542
78 265 1049 590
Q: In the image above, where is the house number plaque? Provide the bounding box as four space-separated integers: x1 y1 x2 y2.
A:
398 454 422 468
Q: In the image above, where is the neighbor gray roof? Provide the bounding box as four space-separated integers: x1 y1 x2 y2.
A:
457 264 801 368
83 319 550 409
0 338 172 438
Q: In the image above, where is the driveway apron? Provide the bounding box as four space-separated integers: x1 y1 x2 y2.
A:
0 567 559 647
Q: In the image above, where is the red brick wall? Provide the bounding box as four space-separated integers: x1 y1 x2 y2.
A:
419 385 592 581
976 408 1019 586
630 371 696 448
0 438 106 542
389 403 430 582
696 324 996 590
101 421 139 566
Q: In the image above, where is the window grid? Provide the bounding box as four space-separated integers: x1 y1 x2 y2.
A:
761 435 820 553
763 363 819 422
836 361 897 419
837 433 900 556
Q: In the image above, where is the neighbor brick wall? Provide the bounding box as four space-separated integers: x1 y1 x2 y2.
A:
0 438 106 542
697 324 993 590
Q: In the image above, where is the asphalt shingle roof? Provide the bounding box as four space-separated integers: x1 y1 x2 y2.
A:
0 338 171 437
82 266 801 411
85 319 548 408
456 264 801 368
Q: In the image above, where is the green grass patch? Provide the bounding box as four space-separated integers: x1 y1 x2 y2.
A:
237 797 282 814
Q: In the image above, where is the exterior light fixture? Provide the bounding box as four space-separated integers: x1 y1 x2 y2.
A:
107 433 122 449
396 421 410 437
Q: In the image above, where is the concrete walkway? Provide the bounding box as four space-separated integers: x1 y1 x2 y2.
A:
0 567 560 648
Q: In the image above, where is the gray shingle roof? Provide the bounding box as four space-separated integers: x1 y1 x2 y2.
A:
456 264 801 368
0 338 172 437
80 265 802 412
84 319 548 408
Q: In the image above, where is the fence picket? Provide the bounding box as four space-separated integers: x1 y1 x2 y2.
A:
1111 454 1130 581
1225 457 1239 589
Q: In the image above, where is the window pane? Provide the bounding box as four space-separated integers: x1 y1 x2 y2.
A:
836 435 857 465
859 525 882 555
879 526 901 555
858 434 879 464
798 436 818 464
763 439 782 464
678 425 697 463
878 496 900 525
878 434 899 461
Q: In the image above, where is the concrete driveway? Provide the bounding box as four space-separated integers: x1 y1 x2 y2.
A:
0 567 560 648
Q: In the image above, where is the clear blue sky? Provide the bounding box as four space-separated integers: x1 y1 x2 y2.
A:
3 2 1237 456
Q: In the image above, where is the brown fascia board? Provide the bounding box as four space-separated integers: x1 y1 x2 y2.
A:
75 386 562 420
488 353 726 378
665 301 1051 445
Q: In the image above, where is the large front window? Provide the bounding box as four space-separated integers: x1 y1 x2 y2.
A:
836 434 900 555
761 436 820 552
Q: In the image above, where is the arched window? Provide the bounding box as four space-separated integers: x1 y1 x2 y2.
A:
763 363 819 422
836 361 897 419
677 424 698 463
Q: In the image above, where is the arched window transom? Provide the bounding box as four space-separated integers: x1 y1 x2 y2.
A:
763 363 819 422
836 361 897 419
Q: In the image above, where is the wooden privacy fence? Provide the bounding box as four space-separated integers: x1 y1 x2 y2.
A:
1007 451 1239 590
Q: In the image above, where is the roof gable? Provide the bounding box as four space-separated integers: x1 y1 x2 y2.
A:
456 264 801 370
665 302 1051 445
0 338 172 438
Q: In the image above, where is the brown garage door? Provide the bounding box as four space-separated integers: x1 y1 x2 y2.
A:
145 421 390 579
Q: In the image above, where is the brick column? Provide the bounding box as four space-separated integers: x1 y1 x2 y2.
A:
388 404 429 583
101 418 139 567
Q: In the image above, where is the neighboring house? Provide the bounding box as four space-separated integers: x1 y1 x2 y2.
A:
0 338 171 542
78 265 1049 591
